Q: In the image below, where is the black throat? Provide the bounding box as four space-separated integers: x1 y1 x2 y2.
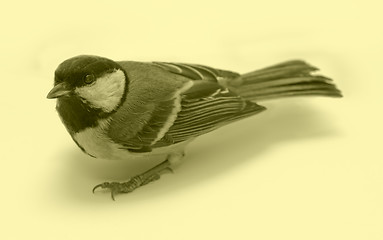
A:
56 96 110 134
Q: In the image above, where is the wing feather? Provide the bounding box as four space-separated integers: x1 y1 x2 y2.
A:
155 80 266 146
109 61 265 151
152 62 240 82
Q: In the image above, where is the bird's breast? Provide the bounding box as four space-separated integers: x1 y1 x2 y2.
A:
72 118 139 160
72 118 188 161
73 126 119 160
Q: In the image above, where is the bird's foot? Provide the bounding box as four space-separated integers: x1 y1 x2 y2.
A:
92 172 165 200
93 159 174 200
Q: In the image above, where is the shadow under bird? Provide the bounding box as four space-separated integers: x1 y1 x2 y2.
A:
47 55 342 200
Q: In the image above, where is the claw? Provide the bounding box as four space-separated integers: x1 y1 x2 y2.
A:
92 182 110 193
92 182 119 200
92 181 138 200
92 184 103 193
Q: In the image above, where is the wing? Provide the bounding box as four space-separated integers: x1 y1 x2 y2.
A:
109 97 180 152
108 61 265 152
151 62 266 147
107 61 192 152
154 81 265 147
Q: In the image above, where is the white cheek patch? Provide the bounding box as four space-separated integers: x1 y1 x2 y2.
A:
75 69 126 112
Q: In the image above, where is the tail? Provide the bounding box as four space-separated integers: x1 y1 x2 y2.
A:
229 60 342 101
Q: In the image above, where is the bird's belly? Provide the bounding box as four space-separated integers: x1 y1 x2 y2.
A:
72 122 189 161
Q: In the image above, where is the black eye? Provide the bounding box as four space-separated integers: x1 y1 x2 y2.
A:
84 74 95 84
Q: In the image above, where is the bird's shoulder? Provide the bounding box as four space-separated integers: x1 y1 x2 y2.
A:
106 61 193 152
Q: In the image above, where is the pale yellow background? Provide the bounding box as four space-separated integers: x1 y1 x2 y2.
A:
1 0 382 239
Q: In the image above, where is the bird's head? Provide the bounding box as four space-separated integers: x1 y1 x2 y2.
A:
47 55 128 113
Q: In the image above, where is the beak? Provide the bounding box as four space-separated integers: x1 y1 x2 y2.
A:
47 82 72 99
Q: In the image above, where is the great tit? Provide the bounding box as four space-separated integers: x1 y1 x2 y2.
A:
47 55 342 199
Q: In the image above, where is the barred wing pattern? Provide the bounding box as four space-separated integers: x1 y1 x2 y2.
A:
152 62 265 147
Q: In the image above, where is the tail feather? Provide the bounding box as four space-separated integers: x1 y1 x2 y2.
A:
230 60 342 101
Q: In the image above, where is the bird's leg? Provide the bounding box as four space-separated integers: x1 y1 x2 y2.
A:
93 152 183 200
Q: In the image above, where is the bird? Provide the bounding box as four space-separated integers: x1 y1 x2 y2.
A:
47 55 342 199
